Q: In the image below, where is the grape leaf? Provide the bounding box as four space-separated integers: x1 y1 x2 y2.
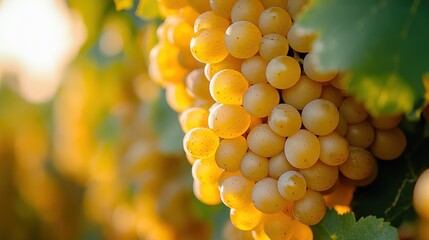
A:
296 0 429 114
311 209 399 240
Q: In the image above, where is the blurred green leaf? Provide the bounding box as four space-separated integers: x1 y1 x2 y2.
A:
297 0 429 114
113 0 134 10
136 0 162 20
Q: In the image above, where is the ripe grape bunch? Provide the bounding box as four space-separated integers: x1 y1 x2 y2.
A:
149 0 407 238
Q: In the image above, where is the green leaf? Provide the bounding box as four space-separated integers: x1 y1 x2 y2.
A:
311 209 398 240
297 0 429 114
136 0 162 20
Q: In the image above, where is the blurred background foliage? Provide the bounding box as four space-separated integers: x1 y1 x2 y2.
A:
0 0 227 239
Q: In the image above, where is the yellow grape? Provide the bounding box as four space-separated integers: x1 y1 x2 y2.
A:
165 83 195 113
210 0 238 19
204 54 244 80
266 56 301 89
414 169 429 219
345 120 375 148
335 113 349 136
179 107 209 133
243 83 280 118
215 136 248 171
303 52 337 82
183 127 219 159
287 24 315 53
158 0 188 9
287 0 309 20
369 114 402 130
191 28 229 64
248 115 263 131
189 0 211 13
230 204 264 231
240 151 269 182
192 157 223 184
277 170 307 201
261 0 287 9
185 68 211 100
178 6 199 25
339 146 377 180
193 179 221 205
269 152 298 179
219 170 242 186
259 34 289 61
323 180 355 207
268 104 302 137
252 222 271 240
225 21 262 59
220 175 255 209
329 74 348 90
302 99 339 136
263 212 294 240
293 190 326 225
194 11 230 33
241 55 269 84
318 132 349 166
290 219 313 240
370 127 407 160
320 85 344 108
344 162 378 187
252 177 288 214
209 69 249 105
208 104 251 139
231 0 265 25
299 161 339 192
247 124 286 158
339 97 369 124
150 42 188 84
167 19 193 49
258 7 292 35
284 129 320 169
178 47 201 69
281 75 322 110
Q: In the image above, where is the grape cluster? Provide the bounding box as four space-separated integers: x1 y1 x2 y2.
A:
149 0 407 238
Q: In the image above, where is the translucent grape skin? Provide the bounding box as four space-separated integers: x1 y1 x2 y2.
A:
302 99 340 136
299 161 339 192
241 55 269 84
345 120 375 148
208 104 251 139
303 52 337 82
266 56 301 90
281 75 322 110
225 21 262 59
339 97 369 124
205 55 244 80
179 107 209 133
193 179 221 205
210 0 238 19
231 0 265 25
285 129 321 169
339 146 377 180
277 170 307 201
243 83 280 118
268 104 302 137
247 124 286 158
209 69 249 105
215 136 248 171
220 175 255 209
192 157 223 184
230 203 263 231
287 22 315 53
370 127 407 160
318 132 349 166
240 151 269 182
259 33 289 61
269 152 298 179
293 190 326 225
263 212 294 240
413 169 429 220
190 28 229 64
252 177 288 214
258 7 292 35
369 114 402 130
194 11 230 33
183 127 219 159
